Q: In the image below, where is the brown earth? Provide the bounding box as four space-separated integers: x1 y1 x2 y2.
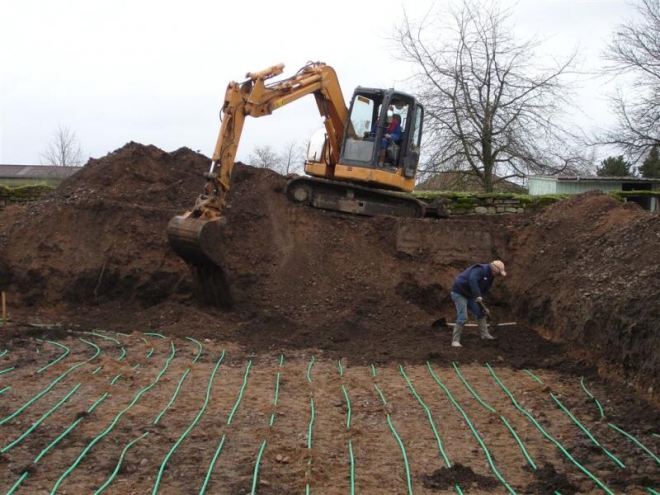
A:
0 142 658 494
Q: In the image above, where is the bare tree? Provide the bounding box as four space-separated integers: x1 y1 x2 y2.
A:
248 145 283 172
40 125 85 167
601 0 660 162
394 1 588 191
279 139 305 175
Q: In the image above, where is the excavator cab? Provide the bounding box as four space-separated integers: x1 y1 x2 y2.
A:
290 87 426 218
303 89 424 193
341 89 423 181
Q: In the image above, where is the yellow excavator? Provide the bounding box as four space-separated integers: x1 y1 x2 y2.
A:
167 62 436 304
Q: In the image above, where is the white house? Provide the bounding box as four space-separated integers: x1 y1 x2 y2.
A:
528 175 660 211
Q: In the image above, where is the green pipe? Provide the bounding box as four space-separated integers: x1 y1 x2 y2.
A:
428 363 518 495
523 369 543 384
500 415 537 470
7 391 109 493
400 365 452 468
608 423 660 465
306 357 316 495
50 343 177 493
452 362 540 469
250 440 268 495
453 362 497 413
185 337 203 363
117 348 126 361
227 361 252 425
93 432 150 494
251 358 285 492
37 340 70 373
0 386 10 395
373 381 413 495
152 352 225 495
307 397 315 451
79 338 102 361
550 393 625 468
455 364 537 470
306 356 315 383
580 377 605 419
338 360 352 428
111 373 122 385
0 365 15 375
86 331 120 344
524 369 624 469
269 355 284 426
0 349 7 357
341 385 352 429
154 368 191 425
199 434 227 495
486 364 614 495
348 439 355 495
653 433 660 439
0 361 85 426
92 366 103 375
647 488 660 494
1 383 82 453
145 332 166 339
200 359 253 494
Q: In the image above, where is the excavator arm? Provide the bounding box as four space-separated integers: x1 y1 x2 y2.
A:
166 62 349 306
191 62 348 221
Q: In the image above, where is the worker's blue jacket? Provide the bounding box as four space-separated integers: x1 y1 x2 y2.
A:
451 263 493 299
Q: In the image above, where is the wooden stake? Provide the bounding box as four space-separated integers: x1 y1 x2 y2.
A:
1 292 6 328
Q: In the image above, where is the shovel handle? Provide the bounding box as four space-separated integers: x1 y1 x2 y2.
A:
477 299 490 318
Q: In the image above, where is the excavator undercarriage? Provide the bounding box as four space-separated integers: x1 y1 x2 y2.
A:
286 177 426 218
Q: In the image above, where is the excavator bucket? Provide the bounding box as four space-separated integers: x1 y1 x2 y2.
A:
166 215 232 308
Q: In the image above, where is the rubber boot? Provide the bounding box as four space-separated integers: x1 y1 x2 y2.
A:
478 318 496 340
451 324 463 347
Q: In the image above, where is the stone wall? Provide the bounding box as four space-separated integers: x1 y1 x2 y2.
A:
424 193 564 215
0 185 53 210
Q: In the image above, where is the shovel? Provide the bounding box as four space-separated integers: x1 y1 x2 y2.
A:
477 300 518 330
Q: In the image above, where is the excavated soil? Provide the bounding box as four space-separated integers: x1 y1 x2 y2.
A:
0 143 658 494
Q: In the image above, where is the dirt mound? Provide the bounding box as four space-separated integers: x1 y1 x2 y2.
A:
1 143 659 404
507 191 660 399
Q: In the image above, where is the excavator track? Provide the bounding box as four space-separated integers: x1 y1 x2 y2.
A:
286 176 426 218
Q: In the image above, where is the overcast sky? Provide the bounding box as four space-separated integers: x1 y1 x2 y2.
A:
1 0 633 166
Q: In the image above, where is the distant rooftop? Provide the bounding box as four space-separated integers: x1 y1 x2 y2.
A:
0 164 82 179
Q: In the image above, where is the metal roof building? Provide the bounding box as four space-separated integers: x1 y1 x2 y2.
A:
0 165 82 187
529 175 660 211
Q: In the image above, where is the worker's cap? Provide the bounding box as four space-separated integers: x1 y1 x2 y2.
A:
491 260 507 276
